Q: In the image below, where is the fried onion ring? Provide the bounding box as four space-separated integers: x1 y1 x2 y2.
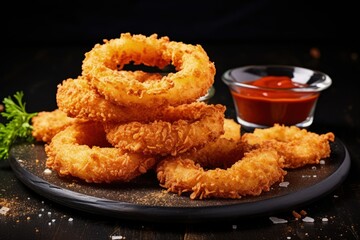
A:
56 77 218 123
103 103 226 156
222 118 241 141
177 118 244 169
31 109 81 143
82 32 215 108
45 121 157 183
241 124 335 168
156 147 286 199
179 138 249 169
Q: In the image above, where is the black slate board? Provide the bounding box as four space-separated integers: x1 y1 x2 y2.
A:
9 138 350 223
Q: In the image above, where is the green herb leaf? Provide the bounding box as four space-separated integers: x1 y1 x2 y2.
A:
0 91 38 160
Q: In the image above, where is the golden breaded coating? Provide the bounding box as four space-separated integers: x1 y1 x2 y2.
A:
31 109 79 143
45 121 158 183
241 124 335 168
104 103 226 156
156 147 286 199
82 32 215 108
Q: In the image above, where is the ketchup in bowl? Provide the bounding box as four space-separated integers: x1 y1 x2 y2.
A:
231 76 319 126
222 65 332 130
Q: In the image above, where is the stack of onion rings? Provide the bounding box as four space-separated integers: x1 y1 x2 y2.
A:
39 32 226 185
32 32 336 200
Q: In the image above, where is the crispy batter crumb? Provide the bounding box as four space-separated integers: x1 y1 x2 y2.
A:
300 210 307 216
0 197 39 219
292 210 301 219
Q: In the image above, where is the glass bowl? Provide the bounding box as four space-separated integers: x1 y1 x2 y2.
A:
222 65 332 131
198 85 215 103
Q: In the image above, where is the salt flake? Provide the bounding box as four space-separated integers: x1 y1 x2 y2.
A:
269 216 288 224
0 206 10 215
302 216 315 223
111 236 125 240
279 181 290 187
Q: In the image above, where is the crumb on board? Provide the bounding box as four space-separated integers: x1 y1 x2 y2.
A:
271 209 324 224
292 210 301 219
0 196 43 220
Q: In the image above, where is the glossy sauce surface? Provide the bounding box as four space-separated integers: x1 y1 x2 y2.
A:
231 76 319 126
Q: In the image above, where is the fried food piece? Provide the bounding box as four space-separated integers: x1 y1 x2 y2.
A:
57 76 155 123
57 77 219 123
45 121 157 183
179 139 249 169
104 103 226 156
31 109 80 143
156 147 286 199
241 124 335 168
82 32 215 108
178 118 244 169
222 118 241 141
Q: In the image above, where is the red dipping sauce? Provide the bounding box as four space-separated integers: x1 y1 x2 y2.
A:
231 76 319 126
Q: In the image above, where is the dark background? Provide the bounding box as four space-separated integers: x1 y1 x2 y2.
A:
1 1 358 106
1 1 359 128
2 2 358 46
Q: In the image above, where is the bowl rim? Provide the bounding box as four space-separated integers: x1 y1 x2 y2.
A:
198 85 215 102
221 64 332 93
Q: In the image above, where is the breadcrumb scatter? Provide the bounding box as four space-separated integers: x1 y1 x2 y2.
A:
292 210 301 219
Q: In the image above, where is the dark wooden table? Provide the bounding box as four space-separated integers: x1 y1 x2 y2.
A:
1 42 359 240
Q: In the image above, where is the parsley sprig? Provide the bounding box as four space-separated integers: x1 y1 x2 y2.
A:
0 91 37 160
